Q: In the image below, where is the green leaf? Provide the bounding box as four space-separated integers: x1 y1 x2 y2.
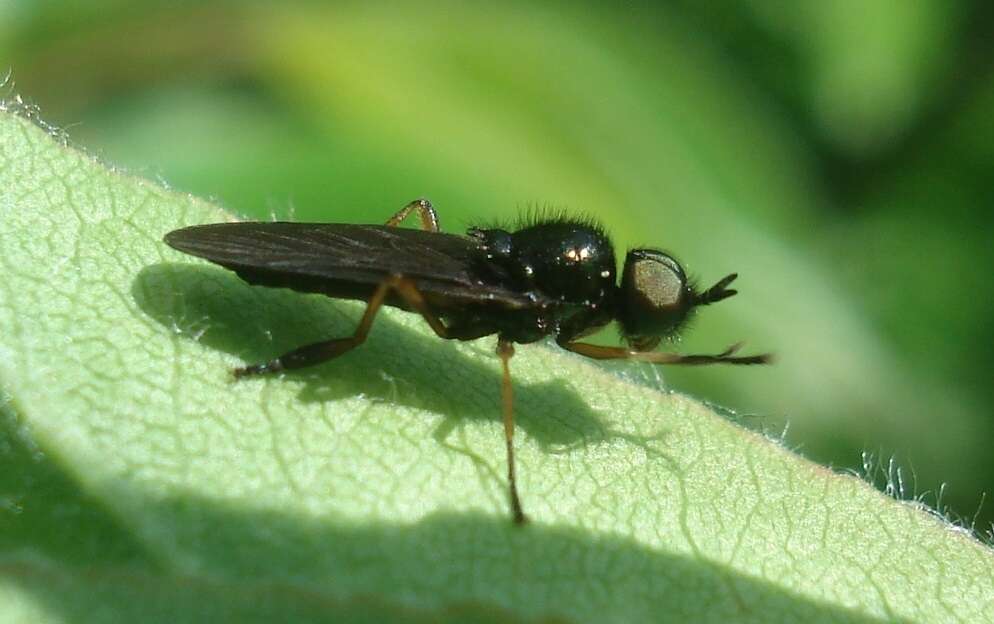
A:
743 0 960 155
9 0 983 521
1 110 992 623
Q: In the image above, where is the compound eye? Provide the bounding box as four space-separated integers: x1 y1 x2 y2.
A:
629 252 685 310
620 249 693 340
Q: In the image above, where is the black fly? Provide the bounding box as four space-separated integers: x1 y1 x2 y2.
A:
164 199 771 524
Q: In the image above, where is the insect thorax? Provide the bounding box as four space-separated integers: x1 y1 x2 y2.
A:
467 220 619 342
471 221 616 304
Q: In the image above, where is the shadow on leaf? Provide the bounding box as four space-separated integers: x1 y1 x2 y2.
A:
132 263 669 457
3 475 909 624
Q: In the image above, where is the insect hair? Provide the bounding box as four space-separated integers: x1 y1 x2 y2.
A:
469 202 608 237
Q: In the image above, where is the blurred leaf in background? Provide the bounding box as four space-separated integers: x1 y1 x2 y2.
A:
2 0 993 532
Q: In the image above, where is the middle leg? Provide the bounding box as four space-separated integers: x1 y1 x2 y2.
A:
497 338 527 525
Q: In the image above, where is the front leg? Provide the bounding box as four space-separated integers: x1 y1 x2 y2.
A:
557 338 771 365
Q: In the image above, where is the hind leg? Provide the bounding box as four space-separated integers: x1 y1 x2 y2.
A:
235 274 453 377
384 198 440 232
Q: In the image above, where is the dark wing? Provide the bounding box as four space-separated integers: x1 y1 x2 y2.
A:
164 222 538 309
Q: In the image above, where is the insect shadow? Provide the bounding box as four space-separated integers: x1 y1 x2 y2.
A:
132 263 673 456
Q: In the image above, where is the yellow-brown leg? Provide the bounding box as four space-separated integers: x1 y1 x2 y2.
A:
497 338 527 525
384 198 440 232
234 275 449 377
558 340 771 365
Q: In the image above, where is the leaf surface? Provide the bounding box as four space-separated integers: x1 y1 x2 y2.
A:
1 111 992 623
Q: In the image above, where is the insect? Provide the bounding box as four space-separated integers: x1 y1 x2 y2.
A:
164 199 771 524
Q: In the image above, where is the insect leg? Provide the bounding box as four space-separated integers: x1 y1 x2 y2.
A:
384 198 440 232
557 340 771 365
234 275 452 377
497 338 527 525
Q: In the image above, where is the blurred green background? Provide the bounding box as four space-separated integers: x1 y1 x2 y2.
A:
3 1 992 533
